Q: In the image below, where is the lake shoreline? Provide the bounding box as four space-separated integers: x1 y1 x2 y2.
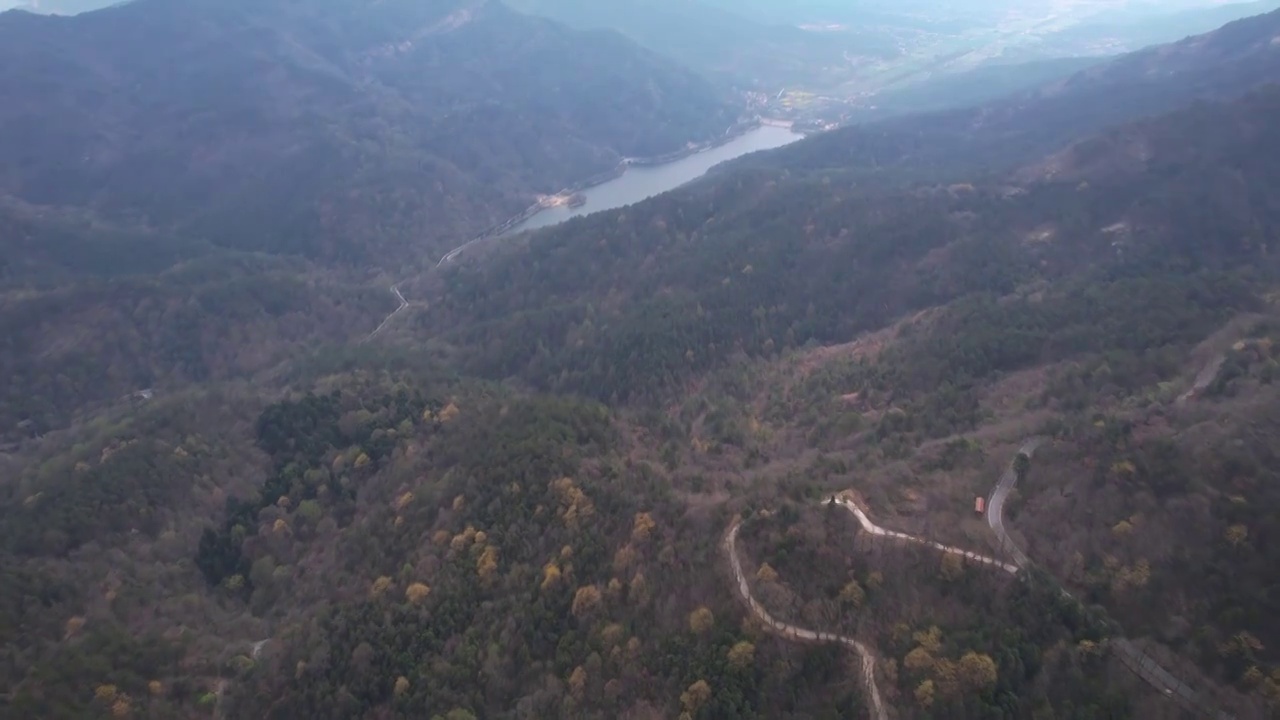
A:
457 117 798 249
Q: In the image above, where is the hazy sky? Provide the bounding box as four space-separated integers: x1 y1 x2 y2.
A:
0 0 1259 16
0 0 122 13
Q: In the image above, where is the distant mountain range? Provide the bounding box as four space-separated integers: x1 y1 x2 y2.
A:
505 0 898 90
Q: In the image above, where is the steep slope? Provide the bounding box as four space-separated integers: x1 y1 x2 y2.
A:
0 0 739 264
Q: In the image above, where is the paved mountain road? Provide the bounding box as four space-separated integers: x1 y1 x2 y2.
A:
986 440 1233 719
985 438 1045 569
725 496 1022 718
725 522 887 720
726 432 1235 719
832 497 1018 574
363 284 410 342
1176 354 1226 405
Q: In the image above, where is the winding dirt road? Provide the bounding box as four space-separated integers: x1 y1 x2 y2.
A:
725 522 887 720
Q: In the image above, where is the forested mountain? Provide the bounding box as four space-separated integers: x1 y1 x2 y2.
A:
0 0 740 437
0 0 738 264
6 6 1280 720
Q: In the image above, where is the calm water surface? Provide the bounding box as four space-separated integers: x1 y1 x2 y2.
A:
508 125 801 234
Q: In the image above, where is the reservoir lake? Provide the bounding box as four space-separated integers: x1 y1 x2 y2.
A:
507 125 802 234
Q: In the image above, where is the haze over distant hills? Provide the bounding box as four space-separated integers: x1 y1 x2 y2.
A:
508 0 1280 120
505 0 895 90
14 0 1275 113
747 8 1280 178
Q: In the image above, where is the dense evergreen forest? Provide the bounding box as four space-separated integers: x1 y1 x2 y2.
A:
4 5 1280 720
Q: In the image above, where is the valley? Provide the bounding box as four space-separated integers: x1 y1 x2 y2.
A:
435 123 802 267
